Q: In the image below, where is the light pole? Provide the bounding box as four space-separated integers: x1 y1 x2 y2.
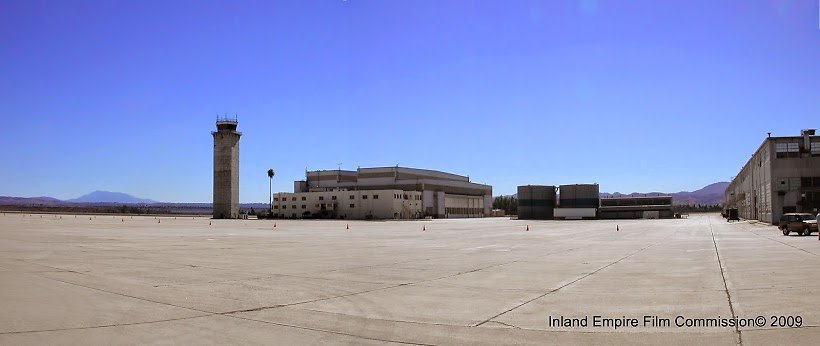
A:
267 169 275 215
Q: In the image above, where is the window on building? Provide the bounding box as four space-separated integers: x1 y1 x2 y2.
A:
373 194 379 199
273 197 278 201
301 197 306 201
319 196 324 200
282 205 287 209
349 203 355 208
291 197 296 201
301 205 306 209
812 141 820 156
274 205 278 209
350 195 355 200
292 205 296 209
362 195 368 199
775 142 799 158
332 196 337 200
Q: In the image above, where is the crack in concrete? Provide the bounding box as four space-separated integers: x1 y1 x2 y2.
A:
4 269 431 345
0 315 214 335
474 232 678 327
747 229 819 257
225 313 435 346
709 216 743 346
218 246 588 316
483 320 521 329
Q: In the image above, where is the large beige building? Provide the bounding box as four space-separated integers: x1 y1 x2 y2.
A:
724 129 820 224
272 167 492 219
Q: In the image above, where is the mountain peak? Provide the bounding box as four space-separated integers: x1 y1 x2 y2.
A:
67 191 158 204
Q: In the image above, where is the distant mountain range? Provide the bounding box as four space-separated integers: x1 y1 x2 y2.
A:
600 182 729 205
0 196 65 206
67 190 158 204
0 190 271 212
0 191 158 205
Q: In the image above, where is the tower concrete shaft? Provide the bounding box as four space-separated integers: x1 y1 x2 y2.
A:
212 118 241 219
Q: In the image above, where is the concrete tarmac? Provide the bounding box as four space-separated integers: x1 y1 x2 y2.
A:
0 213 818 345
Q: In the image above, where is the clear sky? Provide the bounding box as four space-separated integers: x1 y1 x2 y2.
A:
1 0 818 203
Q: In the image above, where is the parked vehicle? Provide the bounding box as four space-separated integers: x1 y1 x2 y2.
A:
726 208 739 222
779 213 819 236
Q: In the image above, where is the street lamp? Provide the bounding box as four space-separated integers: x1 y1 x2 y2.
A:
267 169 275 215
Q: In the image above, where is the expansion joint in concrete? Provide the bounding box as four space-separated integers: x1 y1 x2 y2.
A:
708 217 743 346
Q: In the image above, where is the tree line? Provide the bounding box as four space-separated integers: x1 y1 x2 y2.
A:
492 196 518 215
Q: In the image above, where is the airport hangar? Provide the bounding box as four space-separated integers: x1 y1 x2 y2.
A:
724 129 820 224
272 167 493 220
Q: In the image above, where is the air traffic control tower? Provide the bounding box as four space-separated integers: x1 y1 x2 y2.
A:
212 116 241 219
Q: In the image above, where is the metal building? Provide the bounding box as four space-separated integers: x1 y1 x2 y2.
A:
555 184 599 219
517 185 556 220
599 196 673 219
212 117 241 219
725 129 820 224
275 166 493 219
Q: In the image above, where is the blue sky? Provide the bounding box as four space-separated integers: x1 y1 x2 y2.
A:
0 0 818 202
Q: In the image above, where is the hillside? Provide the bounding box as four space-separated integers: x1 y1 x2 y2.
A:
67 191 158 204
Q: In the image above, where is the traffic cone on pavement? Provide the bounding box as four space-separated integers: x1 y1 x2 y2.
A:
346 224 349 230
526 225 529 231
617 225 619 232
423 225 426 231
